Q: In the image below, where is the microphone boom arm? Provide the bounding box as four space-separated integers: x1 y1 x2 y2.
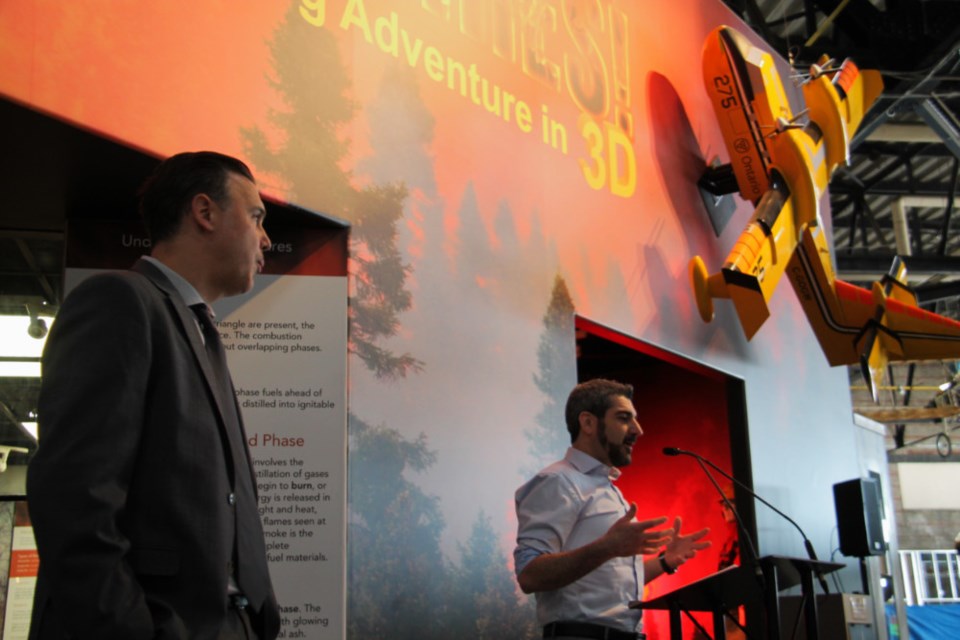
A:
692 455 762 570
665 447 831 594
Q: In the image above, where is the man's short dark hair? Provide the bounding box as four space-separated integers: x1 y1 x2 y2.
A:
565 378 634 443
138 151 255 242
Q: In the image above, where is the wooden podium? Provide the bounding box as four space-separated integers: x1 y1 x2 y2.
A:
631 555 843 639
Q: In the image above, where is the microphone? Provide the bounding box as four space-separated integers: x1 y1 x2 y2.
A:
664 446 831 594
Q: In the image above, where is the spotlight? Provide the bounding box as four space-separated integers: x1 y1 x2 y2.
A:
26 304 48 340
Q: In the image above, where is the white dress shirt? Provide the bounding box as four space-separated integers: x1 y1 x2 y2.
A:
514 447 643 633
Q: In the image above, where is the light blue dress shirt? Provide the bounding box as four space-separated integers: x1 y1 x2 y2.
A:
514 447 643 633
142 256 205 308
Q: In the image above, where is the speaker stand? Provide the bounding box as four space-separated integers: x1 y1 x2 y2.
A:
859 557 870 595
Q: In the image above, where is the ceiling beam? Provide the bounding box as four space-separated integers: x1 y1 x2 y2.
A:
916 97 960 161
837 254 960 276
14 238 56 304
831 183 957 198
938 159 959 255
866 124 946 144
914 280 960 306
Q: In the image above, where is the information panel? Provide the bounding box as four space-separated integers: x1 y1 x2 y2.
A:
64 219 348 639
217 272 347 639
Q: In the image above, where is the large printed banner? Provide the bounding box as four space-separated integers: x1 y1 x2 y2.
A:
64 220 348 639
0 1 867 639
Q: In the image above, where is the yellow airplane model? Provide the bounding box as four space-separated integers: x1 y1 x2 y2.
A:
690 26 960 401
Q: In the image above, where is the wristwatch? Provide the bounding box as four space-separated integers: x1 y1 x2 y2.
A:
658 552 676 574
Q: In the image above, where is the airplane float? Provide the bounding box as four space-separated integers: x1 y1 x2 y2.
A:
690 25 960 403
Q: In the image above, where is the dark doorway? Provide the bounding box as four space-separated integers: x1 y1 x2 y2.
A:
575 315 756 638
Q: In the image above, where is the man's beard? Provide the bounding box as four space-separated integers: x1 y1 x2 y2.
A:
598 419 633 467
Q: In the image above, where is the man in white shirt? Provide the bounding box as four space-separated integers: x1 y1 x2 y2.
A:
514 379 710 639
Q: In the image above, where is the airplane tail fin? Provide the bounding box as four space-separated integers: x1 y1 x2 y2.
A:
880 256 918 307
858 261 915 402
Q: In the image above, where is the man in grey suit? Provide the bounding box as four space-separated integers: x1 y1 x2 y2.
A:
27 152 280 639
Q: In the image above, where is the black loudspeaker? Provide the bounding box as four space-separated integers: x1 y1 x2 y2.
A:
833 477 886 557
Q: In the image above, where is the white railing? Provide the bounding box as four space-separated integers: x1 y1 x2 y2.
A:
899 549 960 605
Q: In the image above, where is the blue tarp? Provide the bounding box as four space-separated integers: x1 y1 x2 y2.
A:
887 603 960 639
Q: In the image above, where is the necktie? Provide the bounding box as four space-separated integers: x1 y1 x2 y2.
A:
191 303 271 611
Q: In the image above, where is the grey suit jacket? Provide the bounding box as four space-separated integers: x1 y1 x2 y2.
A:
27 259 279 640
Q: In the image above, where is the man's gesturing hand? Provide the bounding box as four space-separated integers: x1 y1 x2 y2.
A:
662 517 711 570
603 504 675 558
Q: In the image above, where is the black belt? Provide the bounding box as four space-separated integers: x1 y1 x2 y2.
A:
543 621 644 640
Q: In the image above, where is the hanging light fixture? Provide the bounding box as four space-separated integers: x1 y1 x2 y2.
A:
26 303 48 339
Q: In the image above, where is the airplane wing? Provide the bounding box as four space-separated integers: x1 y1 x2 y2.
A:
787 226 960 401
690 174 802 339
701 25 787 203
